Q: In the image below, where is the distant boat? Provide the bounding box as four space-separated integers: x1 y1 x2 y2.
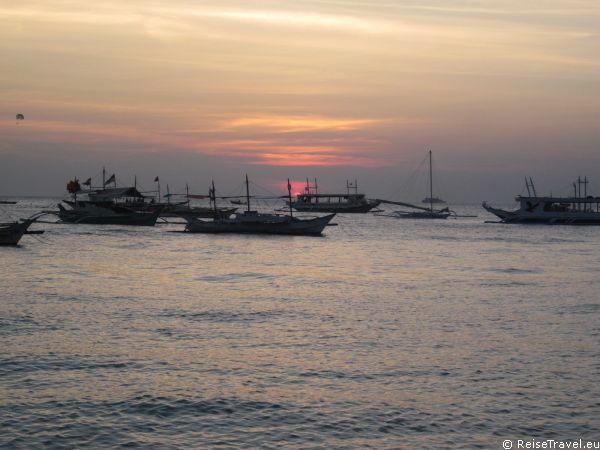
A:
289 179 380 213
483 176 600 224
0 200 17 205
184 176 336 236
379 151 452 219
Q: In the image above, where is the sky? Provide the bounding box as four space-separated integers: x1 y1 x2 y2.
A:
1 0 600 202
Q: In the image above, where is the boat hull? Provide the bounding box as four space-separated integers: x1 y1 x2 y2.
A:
185 213 336 235
291 202 380 213
393 211 450 219
0 221 32 245
482 202 600 224
57 205 162 226
157 205 237 218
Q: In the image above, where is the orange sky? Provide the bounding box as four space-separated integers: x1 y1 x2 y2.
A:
1 1 600 198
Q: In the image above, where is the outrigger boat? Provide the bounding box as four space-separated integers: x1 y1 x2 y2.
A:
55 172 162 226
184 176 336 236
157 184 237 219
289 179 380 213
483 176 600 224
0 213 43 245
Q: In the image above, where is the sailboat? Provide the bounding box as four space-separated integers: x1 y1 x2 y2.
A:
183 176 336 235
377 151 452 219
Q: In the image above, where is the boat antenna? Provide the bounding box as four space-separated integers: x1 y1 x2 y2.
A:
245 174 251 212
186 183 190 206
102 167 106 191
287 178 294 217
429 150 433 212
134 175 137 189
315 178 318 195
166 184 171 204
306 177 310 194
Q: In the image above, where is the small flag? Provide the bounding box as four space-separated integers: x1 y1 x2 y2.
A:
105 174 115 185
154 176 159 182
83 178 92 186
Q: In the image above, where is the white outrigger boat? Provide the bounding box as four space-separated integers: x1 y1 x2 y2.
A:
483 176 600 224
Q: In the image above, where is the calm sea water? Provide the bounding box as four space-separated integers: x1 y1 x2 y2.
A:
2 199 600 449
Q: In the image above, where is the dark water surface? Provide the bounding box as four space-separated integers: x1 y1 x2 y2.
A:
2 199 600 448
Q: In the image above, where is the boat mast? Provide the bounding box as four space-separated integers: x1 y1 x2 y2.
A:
211 180 217 216
287 178 293 218
429 150 433 212
584 176 589 212
245 174 251 212
102 167 106 190
166 184 170 204
186 183 190 206
529 177 537 197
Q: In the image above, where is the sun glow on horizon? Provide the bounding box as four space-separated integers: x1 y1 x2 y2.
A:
1 0 600 183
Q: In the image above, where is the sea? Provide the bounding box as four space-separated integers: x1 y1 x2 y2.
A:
1 198 599 449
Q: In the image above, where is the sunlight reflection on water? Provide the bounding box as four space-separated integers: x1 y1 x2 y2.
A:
2 199 600 448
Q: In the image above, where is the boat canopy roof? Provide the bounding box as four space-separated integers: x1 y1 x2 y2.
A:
297 193 365 199
89 187 145 200
517 195 600 203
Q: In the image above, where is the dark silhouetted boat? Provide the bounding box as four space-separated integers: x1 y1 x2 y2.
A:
184 176 336 236
0 214 42 245
483 176 600 224
377 151 452 219
56 174 162 226
289 179 380 213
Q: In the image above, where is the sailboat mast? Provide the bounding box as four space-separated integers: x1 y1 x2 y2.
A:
429 150 433 212
245 174 251 212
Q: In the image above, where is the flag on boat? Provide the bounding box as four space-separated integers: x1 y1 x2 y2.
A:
154 176 159 182
82 178 92 186
105 174 115 185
